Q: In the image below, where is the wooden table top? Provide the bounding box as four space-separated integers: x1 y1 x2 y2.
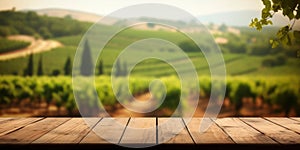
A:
0 117 299 149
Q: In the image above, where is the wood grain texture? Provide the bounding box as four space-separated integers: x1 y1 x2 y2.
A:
120 117 156 144
265 117 300 134
33 118 99 143
0 118 11 122
158 118 193 144
81 118 128 144
184 118 234 144
0 118 43 136
0 118 70 143
215 118 276 144
241 117 300 144
0 117 299 145
291 118 300 122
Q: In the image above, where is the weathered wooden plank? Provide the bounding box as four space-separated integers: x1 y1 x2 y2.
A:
80 118 128 144
241 117 300 144
0 118 11 122
183 118 233 144
215 118 276 144
158 117 193 144
33 118 99 143
0 118 70 143
120 117 156 144
265 118 300 134
290 118 300 122
0 118 43 136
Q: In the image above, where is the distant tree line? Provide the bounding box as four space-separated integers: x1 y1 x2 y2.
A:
0 10 88 39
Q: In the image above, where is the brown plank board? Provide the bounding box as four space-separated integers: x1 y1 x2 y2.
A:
291 118 300 122
33 118 100 143
0 118 70 143
80 118 129 144
183 118 234 144
265 117 300 134
0 118 11 122
215 118 276 144
241 117 300 144
120 117 156 144
158 117 193 144
0 118 43 136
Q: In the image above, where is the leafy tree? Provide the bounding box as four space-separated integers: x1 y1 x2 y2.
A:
80 40 93 76
250 43 272 55
230 83 255 116
98 59 104 75
178 40 201 52
250 0 300 47
0 26 11 37
64 56 72 76
147 23 155 28
39 27 52 39
52 69 60 76
262 54 287 67
224 41 246 54
0 10 87 39
218 23 228 32
275 88 298 116
37 55 43 76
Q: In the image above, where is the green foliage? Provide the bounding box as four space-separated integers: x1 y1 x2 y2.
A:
98 59 104 75
229 81 255 114
51 69 60 76
64 56 72 76
39 27 52 39
274 86 298 116
218 24 228 32
0 76 298 116
223 41 246 54
178 40 201 52
250 0 300 47
80 40 93 76
37 55 43 76
0 26 16 37
113 59 128 77
24 53 34 76
54 35 82 46
0 10 89 39
0 17 299 77
0 38 30 53
262 54 287 67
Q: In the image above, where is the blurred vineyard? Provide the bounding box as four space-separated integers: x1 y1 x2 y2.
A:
0 38 30 54
0 75 299 117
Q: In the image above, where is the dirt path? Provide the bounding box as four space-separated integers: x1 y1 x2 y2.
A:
110 92 157 117
0 35 62 61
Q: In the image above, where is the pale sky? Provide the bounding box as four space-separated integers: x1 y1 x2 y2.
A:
0 0 264 16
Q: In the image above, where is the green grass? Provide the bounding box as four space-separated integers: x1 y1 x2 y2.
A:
0 24 299 77
0 38 30 54
0 46 76 75
1 45 298 77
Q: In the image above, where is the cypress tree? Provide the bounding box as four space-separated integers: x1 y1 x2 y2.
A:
37 55 43 76
26 53 34 76
64 56 72 76
123 61 128 76
80 40 93 76
98 59 104 75
114 59 121 77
